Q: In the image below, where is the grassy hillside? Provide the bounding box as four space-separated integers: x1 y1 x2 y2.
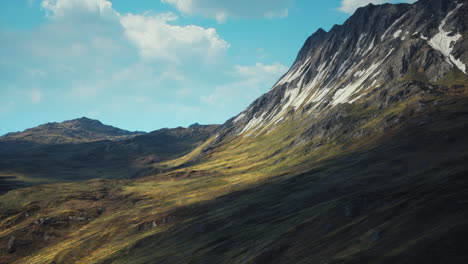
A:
1 79 467 263
0 125 219 195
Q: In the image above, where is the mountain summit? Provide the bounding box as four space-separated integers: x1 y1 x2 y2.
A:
0 117 144 144
216 0 466 139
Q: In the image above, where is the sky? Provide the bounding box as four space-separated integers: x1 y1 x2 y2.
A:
0 0 416 135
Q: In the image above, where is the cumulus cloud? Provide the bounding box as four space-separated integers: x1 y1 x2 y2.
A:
120 12 229 63
162 0 293 22
41 0 118 20
201 62 287 105
0 0 287 131
234 62 288 78
38 0 228 63
338 0 417 14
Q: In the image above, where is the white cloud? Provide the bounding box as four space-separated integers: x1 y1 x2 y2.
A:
120 12 229 63
338 0 417 14
234 62 288 78
201 62 287 105
0 0 232 110
265 9 289 19
38 0 229 64
30 88 43 103
41 0 119 21
162 0 293 22
2 0 285 130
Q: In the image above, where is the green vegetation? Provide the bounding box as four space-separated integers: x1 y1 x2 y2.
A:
1 76 468 263
0 125 219 195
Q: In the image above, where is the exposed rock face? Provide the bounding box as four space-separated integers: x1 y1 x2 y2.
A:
7 236 15 253
215 0 467 139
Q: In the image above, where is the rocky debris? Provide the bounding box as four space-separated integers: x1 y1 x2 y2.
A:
6 236 31 254
32 208 105 228
136 216 175 232
33 217 53 226
67 216 87 221
7 236 15 253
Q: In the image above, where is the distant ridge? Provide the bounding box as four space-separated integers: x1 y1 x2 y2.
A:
0 117 145 144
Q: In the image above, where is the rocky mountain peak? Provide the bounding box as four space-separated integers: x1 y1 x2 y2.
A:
189 122 201 128
64 117 104 129
213 0 467 142
0 117 145 144
294 27 328 64
75 116 100 123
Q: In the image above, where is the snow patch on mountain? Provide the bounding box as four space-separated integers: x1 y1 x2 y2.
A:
276 57 312 87
393 29 403 38
239 113 265 135
332 62 380 106
381 13 407 41
423 3 466 73
230 0 467 137
234 113 246 123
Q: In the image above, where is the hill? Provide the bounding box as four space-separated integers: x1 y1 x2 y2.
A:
0 117 144 145
0 121 219 194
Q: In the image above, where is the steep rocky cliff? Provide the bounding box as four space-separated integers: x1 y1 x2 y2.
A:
215 0 466 141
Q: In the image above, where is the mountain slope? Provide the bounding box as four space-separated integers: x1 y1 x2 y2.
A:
0 122 219 194
1 93 467 264
0 117 144 145
216 0 466 139
0 0 468 263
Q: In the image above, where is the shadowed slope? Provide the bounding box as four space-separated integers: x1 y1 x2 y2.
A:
1 88 467 263
0 124 219 194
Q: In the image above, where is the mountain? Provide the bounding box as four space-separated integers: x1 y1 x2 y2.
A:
1 0 468 263
0 121 219 194
213 0 466 141
0 117 145 145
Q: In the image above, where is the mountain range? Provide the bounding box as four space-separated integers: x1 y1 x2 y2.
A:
0 0 467 263
0 119 218 194
0 117 145 145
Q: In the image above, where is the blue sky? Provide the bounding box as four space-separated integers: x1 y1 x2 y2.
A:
0 0 415 134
